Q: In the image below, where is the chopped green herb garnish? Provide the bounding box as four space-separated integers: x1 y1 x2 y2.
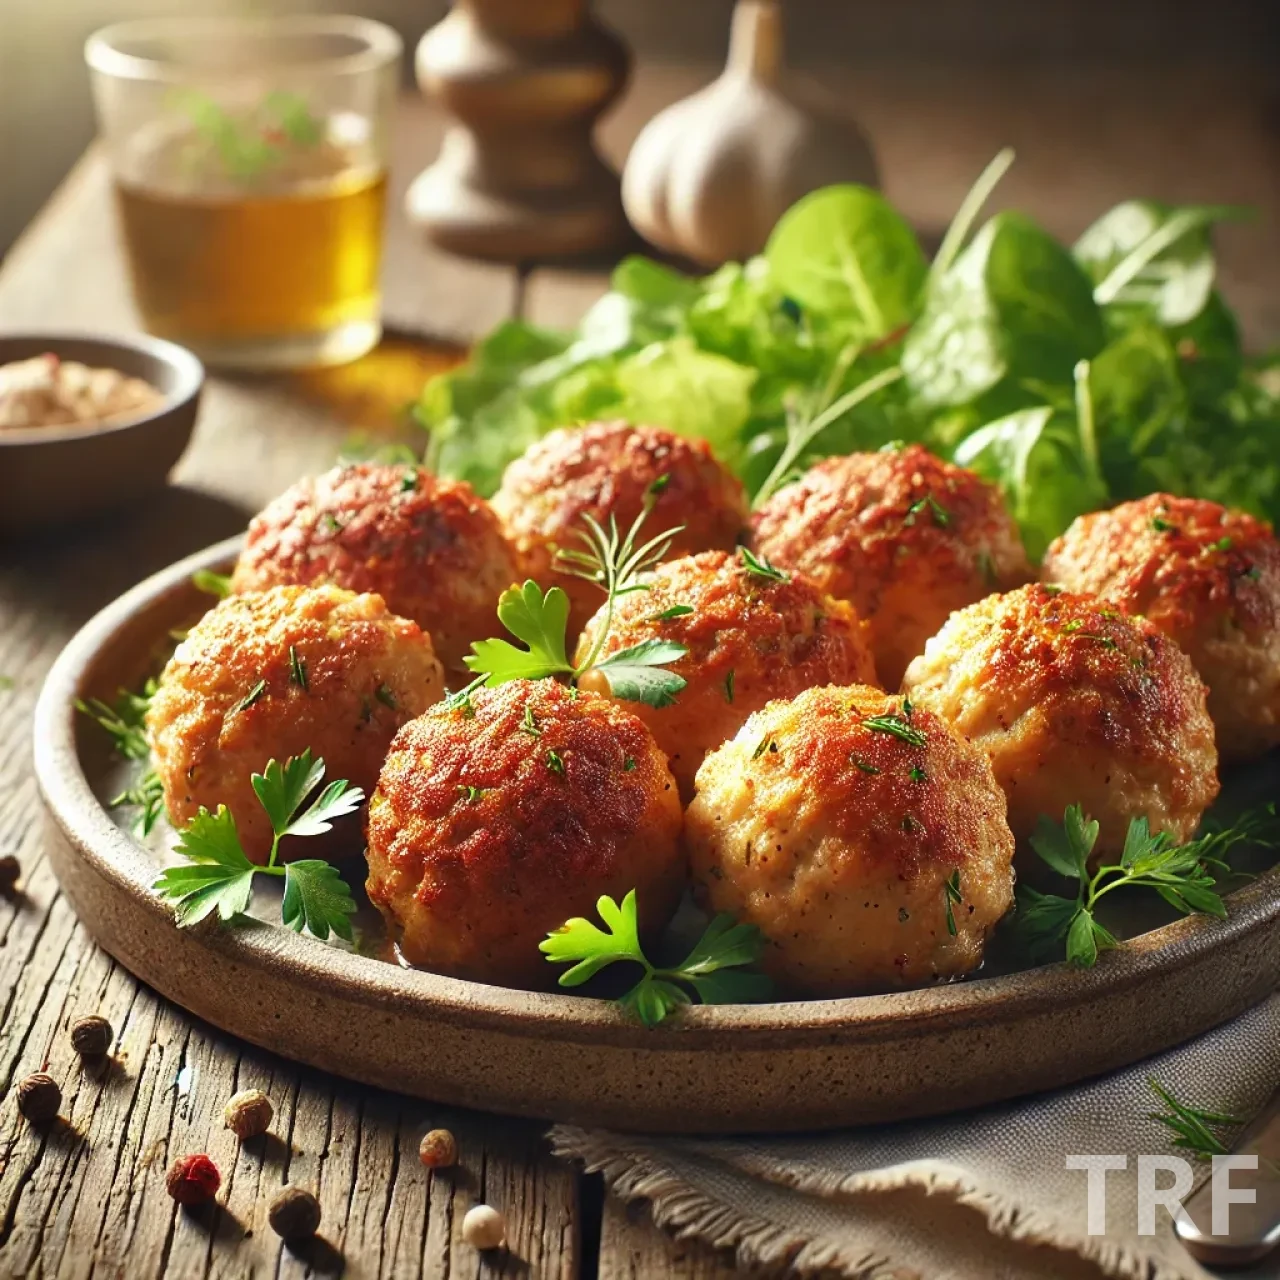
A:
739 547 789 583
910 765 928 782
400 468 419 492
851 756 881 775
1212 536 1233 552
944 870 963 935
905 494 950 527
623 757 637 771
457 784 486 803
1151 515 1175 532
724 670 735 703
288 645 308 691
520 706 541 736
649 604 695 622
375 684 397 709
547 749 566 776
862 714 927 747
320 512 343 534
751 735 775 760
238 680 267 711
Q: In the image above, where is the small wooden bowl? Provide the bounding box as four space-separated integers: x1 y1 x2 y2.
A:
0 332 203 536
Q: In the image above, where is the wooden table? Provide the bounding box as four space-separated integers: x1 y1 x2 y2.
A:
2 63 1276 1279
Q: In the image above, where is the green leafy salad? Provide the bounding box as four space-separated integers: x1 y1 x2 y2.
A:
416 150 1279 558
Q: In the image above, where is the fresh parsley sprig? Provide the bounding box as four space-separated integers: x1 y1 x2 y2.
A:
152 750 362 941
462 480 690 709
540 890 773 1026
1015 803 1278 968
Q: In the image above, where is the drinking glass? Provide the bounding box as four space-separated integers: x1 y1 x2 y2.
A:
87 16 400 370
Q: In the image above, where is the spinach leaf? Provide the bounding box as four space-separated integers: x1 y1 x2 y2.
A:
903 212 1104 411
765 185 926 339
955 406 1106 559
1074 200 1243 328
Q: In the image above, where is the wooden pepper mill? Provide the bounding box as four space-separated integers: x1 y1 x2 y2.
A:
406 0 631 261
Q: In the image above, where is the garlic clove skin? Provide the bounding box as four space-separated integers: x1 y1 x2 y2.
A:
620 0 879 267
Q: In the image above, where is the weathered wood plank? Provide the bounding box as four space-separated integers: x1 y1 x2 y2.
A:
597 1192 743 1280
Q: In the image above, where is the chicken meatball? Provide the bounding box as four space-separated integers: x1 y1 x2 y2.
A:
574 549 878 800
365 679 684 988
491 421 748 641
749 444 1031 687
1042 494 1280 761
231 463 518 676
686 685 1015 995
148 584 444 863
902 584 1218 857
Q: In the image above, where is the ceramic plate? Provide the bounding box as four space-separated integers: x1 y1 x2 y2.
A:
34 535 1280 1132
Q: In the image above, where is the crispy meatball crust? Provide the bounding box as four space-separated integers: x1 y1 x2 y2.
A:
574 549 879 800
902 584 1219 857
686 685 1015 995
749 444 1032 687
231 463 518 676
1043 494 1280 761
147 585 444 864
491 421 748 641
365 680 685 988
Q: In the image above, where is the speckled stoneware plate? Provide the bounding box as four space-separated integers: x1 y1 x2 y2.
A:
34 535 1280 1133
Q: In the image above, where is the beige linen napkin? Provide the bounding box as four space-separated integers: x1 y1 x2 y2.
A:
553 995 1280 1280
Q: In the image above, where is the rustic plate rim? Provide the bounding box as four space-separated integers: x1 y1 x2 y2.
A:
34 533 1280 1049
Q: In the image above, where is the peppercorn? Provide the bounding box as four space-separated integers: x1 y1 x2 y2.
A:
269 1185 322 1241
419 1128 457 1169
16 1072 60 1123
223 1088 273 1140
70 1015 113 1060
0 853 20 894
165 1153 221 1205
462 1203 506 1250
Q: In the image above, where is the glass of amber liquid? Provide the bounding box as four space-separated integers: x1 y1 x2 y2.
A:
87 16 399 370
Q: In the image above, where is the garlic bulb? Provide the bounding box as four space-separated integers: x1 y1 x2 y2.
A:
621 0 879 267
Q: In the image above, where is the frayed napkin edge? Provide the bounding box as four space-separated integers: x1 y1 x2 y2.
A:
551 1126 1200 1280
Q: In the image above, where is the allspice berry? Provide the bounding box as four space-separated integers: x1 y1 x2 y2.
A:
70 1015 113 1060
16 1072 61 1123
0 853 20 893
165 1153 221 1205
269 1185 322 1241
223 1088 274 1140
462 1204 507 1251
419 1128 457 1169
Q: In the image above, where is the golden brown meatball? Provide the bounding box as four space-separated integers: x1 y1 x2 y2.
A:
147 585 444 864
749 444 1032 687
365 679 684 988
902 584 1218 857
231 463 518 676
1042 494 1280 762
491 421 748 641
574 549 878 800
686 685 1015 995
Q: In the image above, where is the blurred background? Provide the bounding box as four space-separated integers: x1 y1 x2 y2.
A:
3 0 1277 256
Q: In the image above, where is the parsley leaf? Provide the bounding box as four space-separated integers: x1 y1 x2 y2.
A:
1013 802 1272 968
153 805 257 927
466 581 575 684
585 639 689 709
282 860 357 941
540 890 772 1026
154 752 361 942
